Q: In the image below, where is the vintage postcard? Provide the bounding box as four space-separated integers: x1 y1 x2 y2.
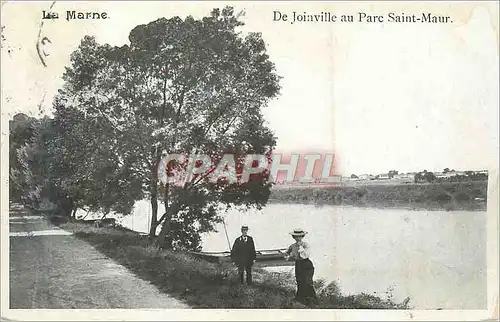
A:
1 1 498 321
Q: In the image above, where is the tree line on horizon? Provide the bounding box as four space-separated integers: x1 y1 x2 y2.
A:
349 168 487 183
9 7 282 251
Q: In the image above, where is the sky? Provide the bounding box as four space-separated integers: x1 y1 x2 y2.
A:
1 1 498 175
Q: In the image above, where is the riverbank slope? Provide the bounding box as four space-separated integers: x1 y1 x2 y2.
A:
56 220 411 309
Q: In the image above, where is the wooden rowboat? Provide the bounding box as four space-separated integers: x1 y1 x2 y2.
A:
191 219 294 266
189 248 293 266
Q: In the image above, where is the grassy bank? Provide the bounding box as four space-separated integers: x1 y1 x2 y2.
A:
57 221 410 309
269 181 488 211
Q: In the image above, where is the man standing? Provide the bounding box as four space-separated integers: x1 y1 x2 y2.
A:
230 225 256 285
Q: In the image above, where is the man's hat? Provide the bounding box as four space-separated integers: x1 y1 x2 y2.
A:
241 225 249 230
290 229 307 236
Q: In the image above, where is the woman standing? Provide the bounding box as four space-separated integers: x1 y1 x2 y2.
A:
285 229 318 305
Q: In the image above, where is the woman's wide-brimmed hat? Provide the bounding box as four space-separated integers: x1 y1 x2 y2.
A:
290 229 308 236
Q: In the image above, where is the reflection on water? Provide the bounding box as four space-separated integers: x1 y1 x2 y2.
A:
119 200 486 309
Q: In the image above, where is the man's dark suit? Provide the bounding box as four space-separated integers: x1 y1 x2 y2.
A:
231 235 256 284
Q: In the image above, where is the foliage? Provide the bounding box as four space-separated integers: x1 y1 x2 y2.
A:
439 172 488 183
49 102 144 216
11 6 281 250
55 7 280 249
388 170 399 179
9 114 54 208
414 170 436 183
9 113 35 202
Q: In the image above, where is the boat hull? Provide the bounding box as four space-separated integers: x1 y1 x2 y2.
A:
189 248 293 266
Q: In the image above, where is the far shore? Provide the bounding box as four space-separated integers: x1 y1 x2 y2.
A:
268 180 488 212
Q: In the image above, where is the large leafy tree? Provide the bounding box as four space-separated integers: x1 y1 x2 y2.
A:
55 6 281 250
48 102 144 218
9 113 56 208
9 113 39 204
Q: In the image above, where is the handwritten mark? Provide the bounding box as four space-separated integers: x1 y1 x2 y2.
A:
37 91 47 115
36 1 56 67
41 37 52 47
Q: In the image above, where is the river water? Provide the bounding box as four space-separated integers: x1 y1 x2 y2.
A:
115 200 486 309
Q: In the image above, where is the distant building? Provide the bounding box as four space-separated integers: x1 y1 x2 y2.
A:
435 172 450 178
377 174 390 180
358 174 375 180
394 173 415 180
436 171 465 178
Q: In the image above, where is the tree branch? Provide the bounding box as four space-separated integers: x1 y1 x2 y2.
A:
186 112 240 191
160 73 167 126
202 100 235 137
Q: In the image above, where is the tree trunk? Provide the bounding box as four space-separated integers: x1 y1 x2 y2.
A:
155 199 184 249
155 208 174 249
155 183 171 248
149 151 160 238
60 197 73 218
149 186 158 238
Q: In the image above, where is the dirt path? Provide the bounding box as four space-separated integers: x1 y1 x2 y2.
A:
9 204 189 309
